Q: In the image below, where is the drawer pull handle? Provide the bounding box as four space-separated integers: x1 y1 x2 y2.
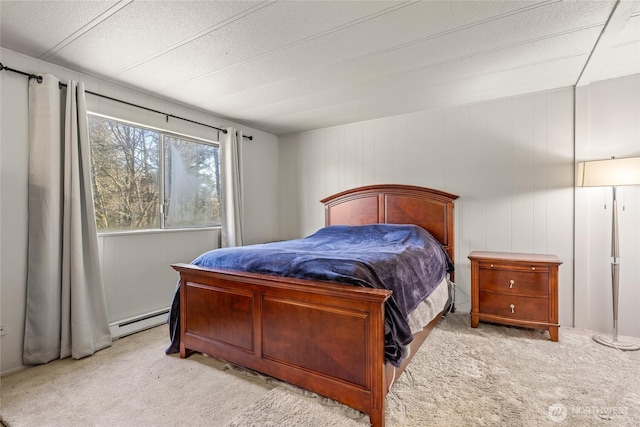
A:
509 279 515 288
490 264 494 268
531 267 535 271
510 304 515 314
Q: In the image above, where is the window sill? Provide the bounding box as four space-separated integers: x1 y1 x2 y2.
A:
98 226 220 238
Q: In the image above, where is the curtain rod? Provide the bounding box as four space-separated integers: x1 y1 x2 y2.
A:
0 62 253 141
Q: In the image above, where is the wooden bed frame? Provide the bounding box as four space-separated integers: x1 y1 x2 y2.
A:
172 184 458 427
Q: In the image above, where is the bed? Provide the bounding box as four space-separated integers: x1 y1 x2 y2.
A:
169 184 458 427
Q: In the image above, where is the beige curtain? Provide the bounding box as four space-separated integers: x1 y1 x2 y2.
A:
220 127 244 247
23 75 111 365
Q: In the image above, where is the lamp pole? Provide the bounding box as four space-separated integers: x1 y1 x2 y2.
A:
610 185 620 343
593 185 640 350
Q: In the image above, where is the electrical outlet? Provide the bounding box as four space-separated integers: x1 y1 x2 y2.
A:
0 325 7 336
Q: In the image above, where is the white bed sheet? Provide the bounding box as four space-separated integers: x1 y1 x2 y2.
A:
407 275 449 334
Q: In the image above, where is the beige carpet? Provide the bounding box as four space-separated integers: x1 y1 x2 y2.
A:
0 327 272 426
1 313 639 426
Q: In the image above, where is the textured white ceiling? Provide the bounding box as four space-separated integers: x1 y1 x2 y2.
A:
1 0 638 135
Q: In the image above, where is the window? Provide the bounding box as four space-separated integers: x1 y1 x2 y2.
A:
164 135 220 228
88 115 221 231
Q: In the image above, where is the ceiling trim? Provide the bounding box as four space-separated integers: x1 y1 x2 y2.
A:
41 0 134 60
110 0 275 79
575 0 632 86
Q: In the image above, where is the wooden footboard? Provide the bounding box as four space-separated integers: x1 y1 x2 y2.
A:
173 263 393 427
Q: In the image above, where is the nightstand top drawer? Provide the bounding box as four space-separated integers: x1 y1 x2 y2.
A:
478 268 548 297
468 251 562 266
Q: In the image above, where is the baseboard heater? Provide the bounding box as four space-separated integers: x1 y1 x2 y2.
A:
109 307 169 340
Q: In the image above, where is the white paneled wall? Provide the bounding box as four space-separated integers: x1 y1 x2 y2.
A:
279 88 575 326
575 74 640 338
98 229 219 325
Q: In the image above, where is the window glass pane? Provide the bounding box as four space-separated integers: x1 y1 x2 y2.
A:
89 116 160 231
164 136 221 228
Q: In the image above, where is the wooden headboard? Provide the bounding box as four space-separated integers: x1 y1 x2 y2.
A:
321 184 459 266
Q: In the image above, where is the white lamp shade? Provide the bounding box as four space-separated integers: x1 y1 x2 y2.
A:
577 157 640 187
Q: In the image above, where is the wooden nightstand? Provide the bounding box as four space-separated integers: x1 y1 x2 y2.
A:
468 251 562 341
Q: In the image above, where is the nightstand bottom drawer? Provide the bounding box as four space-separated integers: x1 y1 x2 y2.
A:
479 292 548 322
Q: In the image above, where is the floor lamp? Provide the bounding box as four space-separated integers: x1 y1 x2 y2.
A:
577 156 640 351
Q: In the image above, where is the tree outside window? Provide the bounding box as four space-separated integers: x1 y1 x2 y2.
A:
88 115 221 231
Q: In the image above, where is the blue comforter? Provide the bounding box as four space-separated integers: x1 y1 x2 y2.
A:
167 224 452 366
